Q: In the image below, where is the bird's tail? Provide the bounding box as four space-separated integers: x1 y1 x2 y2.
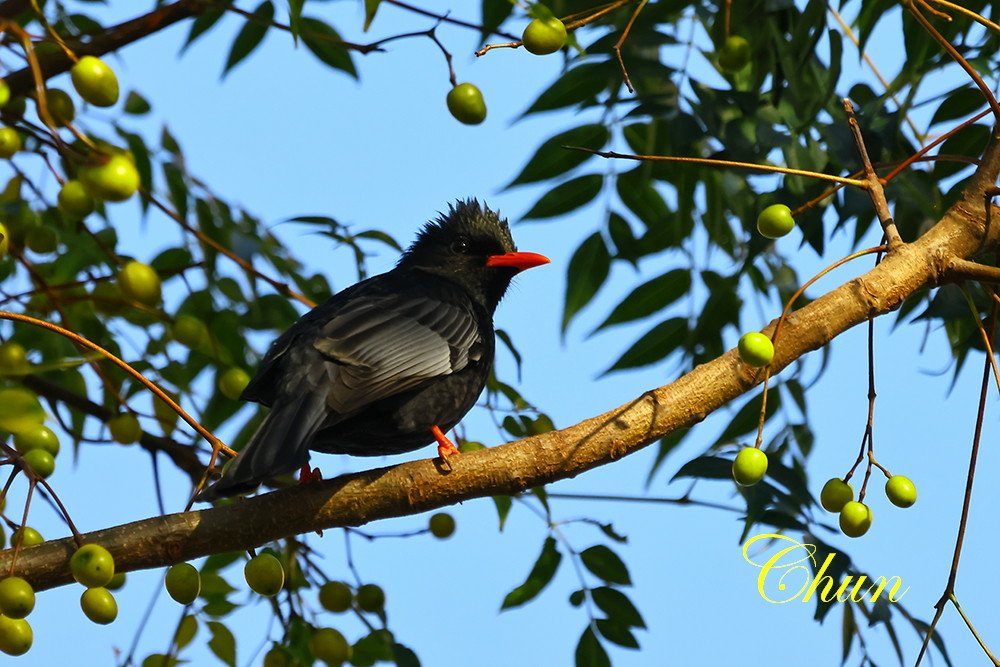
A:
195 393 329 502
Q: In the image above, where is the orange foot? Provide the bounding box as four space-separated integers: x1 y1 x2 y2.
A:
431 425 460 460
298 464 322 485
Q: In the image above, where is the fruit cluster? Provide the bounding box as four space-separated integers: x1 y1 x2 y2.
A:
819 474 917 538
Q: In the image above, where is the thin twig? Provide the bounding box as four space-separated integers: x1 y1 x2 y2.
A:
842 99 903 247
612 0 647 93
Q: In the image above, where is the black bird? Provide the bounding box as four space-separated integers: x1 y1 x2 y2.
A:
198 200 549 500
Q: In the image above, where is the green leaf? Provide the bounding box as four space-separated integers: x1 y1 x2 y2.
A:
575 627 610 667
174 614 198 649
603 317 687 373
123 91 151 115
595 618 639 649
481 0 514 43
182 6 226 53
501 536 561 609
524 62 614 115
363 0 382 31
493 494 513 530
223 1 274 75
299 17 358 78
592 587 646 628
287 0 304 40
391 642 420 667
580 545 631 585
563 232 610 333
930 86 986 126
593 269 691 332
523 175 602 220
671 455 732 482
508 125 609 187
206 621 236 667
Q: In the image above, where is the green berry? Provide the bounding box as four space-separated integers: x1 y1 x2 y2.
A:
263 647 292 667
737 332 774 367
0 80 9 107
819 478 853 513
11 527 42 547
14 425 59 456
732 447 768 486
428 512 456 539
43 88 75 127
117 261 161 306
218 368 251 400
0 127 21 159
522 17 567 55
446 83 486 125
70 56 120 107
106 572 126 590
311 627 351 664
164 563 201 605
885 475 917 508
70 543 116 588
244 554 284 597
839 501 873 538
22 449 54 478
0 578 35 619
319 581 352 612
108 413 142 444
718 35 751 73
57 180 95 218
80 587 117 624
79 153 140 202
0 615 32 656
355 583 384 612
171 315 208 348
0 342 29 376
25 226 58 254
756 204 795 239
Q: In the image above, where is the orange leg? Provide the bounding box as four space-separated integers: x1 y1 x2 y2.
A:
431 425 460 460
298 464 322 485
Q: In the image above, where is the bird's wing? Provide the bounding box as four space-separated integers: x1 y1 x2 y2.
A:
311 293 482 414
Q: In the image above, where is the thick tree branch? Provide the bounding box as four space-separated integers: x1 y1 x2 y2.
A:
4 125 1000 592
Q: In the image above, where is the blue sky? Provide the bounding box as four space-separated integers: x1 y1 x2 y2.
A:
6 2 1000 666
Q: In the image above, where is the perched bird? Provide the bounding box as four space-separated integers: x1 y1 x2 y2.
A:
198 200 549 500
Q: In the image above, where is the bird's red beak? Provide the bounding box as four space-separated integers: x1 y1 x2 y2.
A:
485 251 550 272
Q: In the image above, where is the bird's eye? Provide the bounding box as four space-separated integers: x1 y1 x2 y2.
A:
451 236 470 254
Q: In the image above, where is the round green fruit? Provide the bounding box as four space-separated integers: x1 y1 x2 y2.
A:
57 180 95 219
0 578 35 619
355 583 385 612
79 153 140 202
22 449 54 478
311 627 351 664
2 96 25 120
14 424 60 456
885 475 917 508
318 581 352 613
172 314 208 348
218 368 251 400
25 225 58 254
428 512 456 539
71 56 120 107
756 204 795 239
244 553 284 597
70 543 116 588
0 80 9 107
0 127 21 159
819 478 853 513
0 615 32 656
718 35 751 73
108 413 142 444
446 83 486 125
164 563 201 605
522 17 567 55
80 587 117 625
737 332 774 367
106 572 126 590
732 447 768 486
263 647 292 667
839 501 873 538
11 527 42 547
0 342 29 376
43 88 75 127
0 222 9 257
117 261 161 306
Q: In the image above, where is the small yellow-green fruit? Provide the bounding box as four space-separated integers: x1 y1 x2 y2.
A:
80 587 117 625
0 80 9 107
718 35 751 73
839 501 873 538
732 447 768 486
446 83 486 125
522 17 567 55
819 478 853 513
22 449 54 478
0 578 35 619
428 512 456 539
10 527 42 548
218 368 251 400
106 572 126 591
57 180 95 218
164 563 201 605
756 204 795 239
70 56 120 107
117 261 161 306
244 554 284 597
14 425 59 456
885 475 917 508
79 153 140 202
318 581 352 613
172 314 208 348
0 222 9 257
70 543 116 588
43 88 75 127
355 583 385 612
263 647 292 667
108 413 142 444
0 342 29 376
0 127 21 159
0 615 32 656
311 627 351 664
737 332 774 367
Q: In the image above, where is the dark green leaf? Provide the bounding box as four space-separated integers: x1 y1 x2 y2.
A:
596 618 639 649
594 269 690 332
603 317 686 373
508 125 609 187
391 643 420 667
206 621 236 667
671 455 732 482
523 174 602 220
183 6 226 53
481 0 514 42
123 91 151 115
501 536 561 609
299 17 357 78
592 587 645 628
492 494 512 531
223 1 274 75
580 545 630 585
563 232 610 333
524 62 614 115
575 627 610 667
287 0 304 40
175 614 198 649
930 86 986 126
363 0 382 31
